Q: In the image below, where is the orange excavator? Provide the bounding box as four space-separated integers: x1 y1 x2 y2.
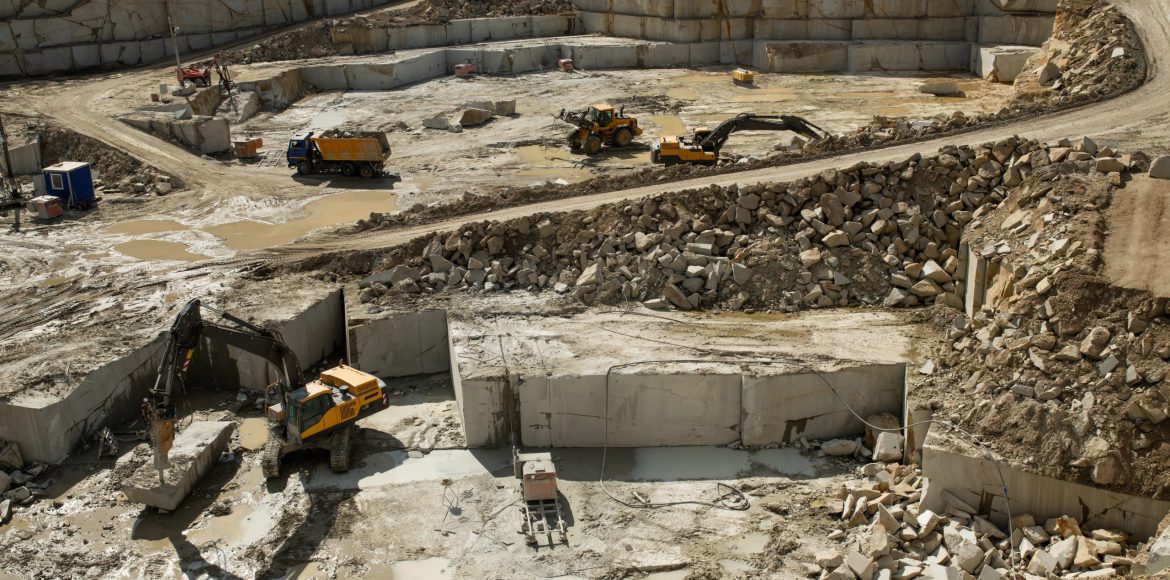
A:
144 299 391 480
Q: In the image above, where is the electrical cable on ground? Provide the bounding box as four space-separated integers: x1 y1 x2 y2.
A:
587 316 1018 569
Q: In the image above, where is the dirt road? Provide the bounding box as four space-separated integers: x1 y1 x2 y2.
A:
252 0 1170 261
4 0 1170 267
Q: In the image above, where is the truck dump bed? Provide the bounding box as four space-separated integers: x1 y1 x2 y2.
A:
310 133 391 162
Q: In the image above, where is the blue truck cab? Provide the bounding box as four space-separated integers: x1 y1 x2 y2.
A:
287 131 314 168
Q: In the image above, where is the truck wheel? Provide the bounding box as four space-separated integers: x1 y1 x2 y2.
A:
358 164 375 179
650 148 660 164
613 127 634 148
329 424 353 473
296 162 313 176
341 163 356 177
567 131 584 151
583 135 602 155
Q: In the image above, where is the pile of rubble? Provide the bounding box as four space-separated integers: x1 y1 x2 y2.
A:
400 0 575 23
913 141 1170 498
355 137 1131 316
810 460 1144 579
1014 0 1144 106
0 441 42 529
34 120 183 195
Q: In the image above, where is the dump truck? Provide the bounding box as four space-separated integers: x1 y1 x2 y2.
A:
652 113 825 166
287 131 391 178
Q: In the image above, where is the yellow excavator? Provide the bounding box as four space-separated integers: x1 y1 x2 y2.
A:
558 104 643 155
144 299 390 479
652 113 825 166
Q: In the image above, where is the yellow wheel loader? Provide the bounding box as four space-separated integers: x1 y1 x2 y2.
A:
143 299 390 480
557 104 643 155
652 113 825 166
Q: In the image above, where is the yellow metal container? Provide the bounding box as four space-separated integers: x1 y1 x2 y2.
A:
732 68 755 84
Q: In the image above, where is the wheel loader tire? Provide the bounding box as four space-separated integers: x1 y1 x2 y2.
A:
567 131 584 151
329 424 354 473
583 135 602 155
358 164 375 179
296 162 313 176
341 163 356 177
261 433 282 479
612 127 634 148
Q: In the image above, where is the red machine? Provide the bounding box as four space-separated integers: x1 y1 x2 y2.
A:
514 450 568 546
177 67 211 87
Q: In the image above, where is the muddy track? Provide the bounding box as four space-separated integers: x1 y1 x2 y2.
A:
8 0 1170 269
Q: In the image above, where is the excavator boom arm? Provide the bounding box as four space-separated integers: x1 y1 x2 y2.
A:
148 299 304 436
701 113 825 152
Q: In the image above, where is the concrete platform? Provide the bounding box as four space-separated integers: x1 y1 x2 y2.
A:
121 421 236 511
448 309 914 448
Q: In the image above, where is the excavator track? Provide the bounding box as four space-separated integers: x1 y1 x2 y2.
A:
261 430 283 479
329 424 354 473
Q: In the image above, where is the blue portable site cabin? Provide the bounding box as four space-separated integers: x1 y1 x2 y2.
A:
43 161 95 209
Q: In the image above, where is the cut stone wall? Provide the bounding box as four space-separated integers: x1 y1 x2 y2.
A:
447 312 911 448
0 0 400 77
923 430 1170 539
571 0 1054 45
0 337 165 463
347 309 450 378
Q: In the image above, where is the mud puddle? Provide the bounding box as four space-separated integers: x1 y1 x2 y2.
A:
204 190 396 251
371 557 453 579
239 418 268 451
36 274 81 288
103 219 189 235
731 532 770 556
644 115 686 136
114 240 210 262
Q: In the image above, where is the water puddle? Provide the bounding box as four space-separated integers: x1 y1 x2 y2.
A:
665 86 698 100
727 87 797 104
719 559 754 576
103 219 189 235
239 418 268 451
372 557 453 579
644 115 687 136
203 190 396 251
114 240 210 262
81 252 110 260
284 561 326 579
646 570 690 580
306 449 511 490
732 532 770 556
629 447 750 481
187 501 276 549
752 448 816 477
514 145 576 164
36 275 80 289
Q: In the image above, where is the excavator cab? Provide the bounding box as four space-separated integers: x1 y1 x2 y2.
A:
283 366 389 444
